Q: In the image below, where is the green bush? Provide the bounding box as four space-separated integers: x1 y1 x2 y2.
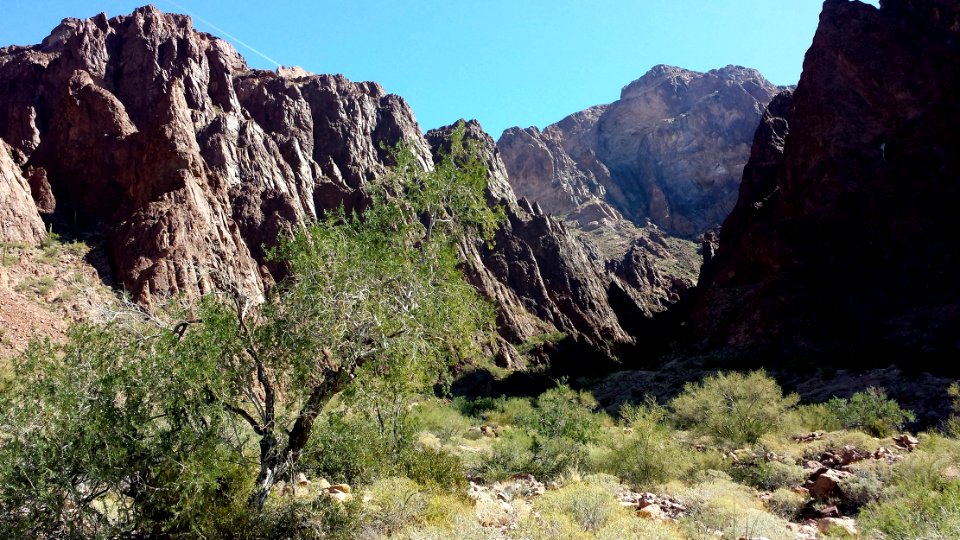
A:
592 402 688 488
860 481 960 539
303 408 465 492
765 488 807 520
481 429 536 480
410 399 473 441
253 494 365 540
527 385 605 444
364 477 428 537
826 388 915 437
790 403 843 432
670 370 799 445
515 480 627 538
730 460 807 492
859 435 960 538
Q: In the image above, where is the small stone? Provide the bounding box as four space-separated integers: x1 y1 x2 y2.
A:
317 478 331 489
295 473 310 486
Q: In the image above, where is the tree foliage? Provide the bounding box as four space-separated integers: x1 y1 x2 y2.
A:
0 122 500 536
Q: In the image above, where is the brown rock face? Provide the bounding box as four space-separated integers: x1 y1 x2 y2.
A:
0 6 428 303
428 121 639 366
689 0 960 363
498 65 783 238
0 139 45 244
0 7 669 365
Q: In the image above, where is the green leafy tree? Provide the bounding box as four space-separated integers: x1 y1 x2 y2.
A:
0 122 501 535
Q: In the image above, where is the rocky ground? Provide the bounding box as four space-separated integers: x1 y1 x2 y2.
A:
0 233 118 359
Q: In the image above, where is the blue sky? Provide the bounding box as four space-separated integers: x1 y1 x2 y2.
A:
3 1 879 138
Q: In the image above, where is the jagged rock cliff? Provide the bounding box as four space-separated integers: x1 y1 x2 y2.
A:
427 121 697 367
0 6 683 365
498 65 783 238
0 6 432 302
0 140 45 244
689 0 960 363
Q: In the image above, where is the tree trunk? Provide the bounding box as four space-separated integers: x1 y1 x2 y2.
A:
249 434 281 509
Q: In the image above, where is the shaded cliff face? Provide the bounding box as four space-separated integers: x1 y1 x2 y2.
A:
0 6 429 302
689 0 960 363
498 66 783 238
427 121 693 367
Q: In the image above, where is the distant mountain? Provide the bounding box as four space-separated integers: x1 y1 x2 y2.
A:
498 65 784 238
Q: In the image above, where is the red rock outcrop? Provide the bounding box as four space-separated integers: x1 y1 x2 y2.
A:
0 139 45 244
498 65 783 238
0 6 429 303
688 0 960 362
0 7 674 365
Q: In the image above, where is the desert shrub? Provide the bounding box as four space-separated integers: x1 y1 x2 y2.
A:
483 397 536 428
674 477 793 540
789 402 843 432
730 459 807 491
363 477 428 537
304 411 391 486
670 370 799 445
843 460 887 508
480 428 588 481
826 387 915 437
516 481 627 538
303 408 465 492
393 511 491 540
592 402 688 488
859 435 960 539
801 430 881 461
503 384 603 444
252 494 365 540
594 516 686 540
766 488 807 520
451 395 502 419
860 481 960 540
481 429 535 480
400 446 467 493
410 400 473 441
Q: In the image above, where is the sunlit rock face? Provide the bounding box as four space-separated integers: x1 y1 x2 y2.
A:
498 65 783 238
0 7 694 366
0 6 428 303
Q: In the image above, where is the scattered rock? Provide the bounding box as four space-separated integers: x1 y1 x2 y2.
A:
794 432 825 443
818 516 858 537
894 434 919 451
295 473 310 486
638 504 664 521
327 483 351 494
808 469 853 500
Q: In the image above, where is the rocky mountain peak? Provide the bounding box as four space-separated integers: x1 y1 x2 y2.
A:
499 64 783 238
